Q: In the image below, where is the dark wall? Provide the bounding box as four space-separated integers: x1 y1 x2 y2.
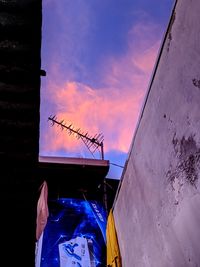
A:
0 1 42 265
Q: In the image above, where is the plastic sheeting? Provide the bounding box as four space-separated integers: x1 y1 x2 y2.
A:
36 198 107 267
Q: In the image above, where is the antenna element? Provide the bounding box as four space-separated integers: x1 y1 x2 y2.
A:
48 115 104 159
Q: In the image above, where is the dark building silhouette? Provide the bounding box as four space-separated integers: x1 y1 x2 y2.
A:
0 1 42 266
38 156 110 203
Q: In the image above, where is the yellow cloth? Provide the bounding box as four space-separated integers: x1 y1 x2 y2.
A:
106 210 122 267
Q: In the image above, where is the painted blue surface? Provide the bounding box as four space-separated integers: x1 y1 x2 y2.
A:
40 198 107 267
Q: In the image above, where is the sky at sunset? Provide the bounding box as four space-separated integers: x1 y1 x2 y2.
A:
39 0 174 179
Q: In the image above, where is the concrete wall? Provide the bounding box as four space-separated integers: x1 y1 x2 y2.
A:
113 0 200 266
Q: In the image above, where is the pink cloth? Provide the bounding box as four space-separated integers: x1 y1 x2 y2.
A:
36 181 49 240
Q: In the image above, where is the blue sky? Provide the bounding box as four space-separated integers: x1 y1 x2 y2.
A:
39 0 174 179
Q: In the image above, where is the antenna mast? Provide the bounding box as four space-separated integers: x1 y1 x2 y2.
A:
48 115 104 160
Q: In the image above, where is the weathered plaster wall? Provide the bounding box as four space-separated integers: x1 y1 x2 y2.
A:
113 0 200 266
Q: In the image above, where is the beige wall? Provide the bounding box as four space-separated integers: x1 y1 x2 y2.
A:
113 0 200 266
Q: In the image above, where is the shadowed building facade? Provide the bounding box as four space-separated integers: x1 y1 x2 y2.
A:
0 1 42 266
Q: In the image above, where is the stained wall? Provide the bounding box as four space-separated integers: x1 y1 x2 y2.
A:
113 0 200 266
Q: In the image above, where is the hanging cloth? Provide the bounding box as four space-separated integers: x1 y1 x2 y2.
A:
36 180 49 241
106 210 122 267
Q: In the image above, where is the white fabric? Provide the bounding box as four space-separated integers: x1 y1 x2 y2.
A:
36 181 49 241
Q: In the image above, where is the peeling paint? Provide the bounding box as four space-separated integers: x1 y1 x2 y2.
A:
192 78 200 89
167 11 176 52
186 115 191 126
169 135 200 187
179 153 200 186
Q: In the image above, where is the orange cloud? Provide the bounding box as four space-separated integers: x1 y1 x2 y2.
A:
41 21 161 157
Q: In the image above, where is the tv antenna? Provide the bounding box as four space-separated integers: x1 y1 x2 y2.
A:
48 115 104 160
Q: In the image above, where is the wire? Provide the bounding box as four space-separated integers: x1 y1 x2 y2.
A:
110 162 124 168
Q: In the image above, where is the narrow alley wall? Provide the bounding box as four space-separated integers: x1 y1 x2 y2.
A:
113 0 200 266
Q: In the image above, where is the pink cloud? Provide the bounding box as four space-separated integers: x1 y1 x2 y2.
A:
44 80 143 154
41 21 161 157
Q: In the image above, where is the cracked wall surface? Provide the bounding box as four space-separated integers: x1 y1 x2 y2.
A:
113 0 200 266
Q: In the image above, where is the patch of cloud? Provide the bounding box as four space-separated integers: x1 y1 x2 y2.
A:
40 20 161 159
42 0 93 83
